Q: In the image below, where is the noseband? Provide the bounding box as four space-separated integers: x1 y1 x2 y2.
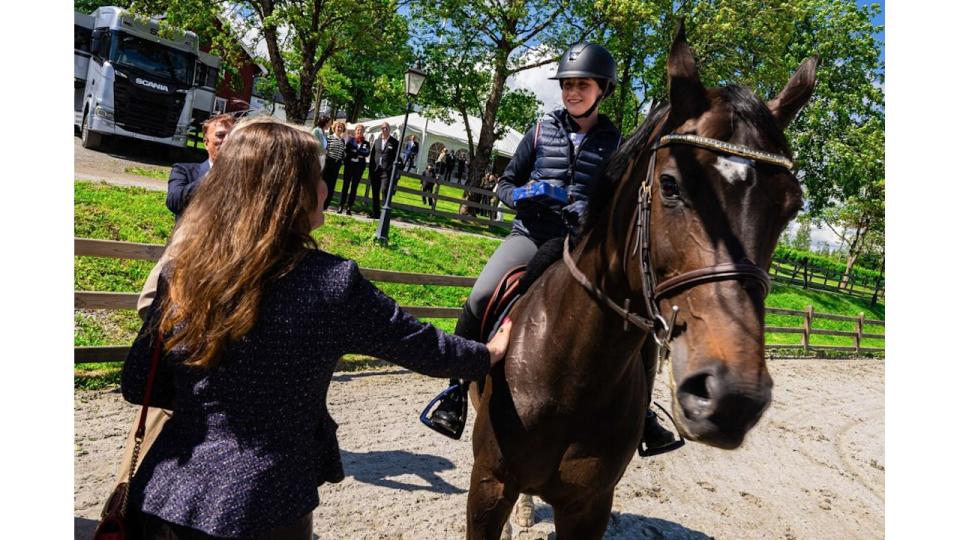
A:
563 132 792 358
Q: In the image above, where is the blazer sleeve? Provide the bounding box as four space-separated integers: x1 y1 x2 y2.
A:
122 274 176 409
496 126 537 209
336 261 490 380
166 163 198 217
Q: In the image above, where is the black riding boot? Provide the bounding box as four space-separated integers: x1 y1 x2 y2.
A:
640 409 678 455
425 305 482 438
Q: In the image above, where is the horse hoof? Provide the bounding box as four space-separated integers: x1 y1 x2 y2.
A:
512 494 536 528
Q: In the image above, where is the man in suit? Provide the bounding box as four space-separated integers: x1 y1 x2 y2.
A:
165 113 235 221
368 121 400 219
402 134 419 172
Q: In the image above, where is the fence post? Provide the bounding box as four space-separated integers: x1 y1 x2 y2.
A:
802 305 814 353
802 259 809 289
855 312 864 354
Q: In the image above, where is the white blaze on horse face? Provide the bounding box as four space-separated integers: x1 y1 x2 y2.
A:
713 155 755 184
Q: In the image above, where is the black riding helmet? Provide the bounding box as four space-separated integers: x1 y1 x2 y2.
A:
550 43 617 119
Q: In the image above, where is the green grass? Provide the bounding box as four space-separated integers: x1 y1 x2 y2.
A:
74 181 883 386
124 166 171 179
325 173 513 236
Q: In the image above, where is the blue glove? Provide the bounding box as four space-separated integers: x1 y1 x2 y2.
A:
513 181 568 207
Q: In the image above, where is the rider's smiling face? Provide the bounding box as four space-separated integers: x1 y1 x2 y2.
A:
561 78 603 117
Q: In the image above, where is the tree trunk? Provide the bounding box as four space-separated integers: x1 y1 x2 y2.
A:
870 251 885 307
614 35 635 131
840 214 870 290
467 49 509 189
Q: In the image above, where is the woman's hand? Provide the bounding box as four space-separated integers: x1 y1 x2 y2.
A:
486 317 513 366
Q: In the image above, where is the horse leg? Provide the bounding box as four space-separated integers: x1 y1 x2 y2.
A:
466 464 519 540
552 489 615 540
511 493 535 527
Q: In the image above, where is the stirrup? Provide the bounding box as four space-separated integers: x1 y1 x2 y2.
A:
638 437 685 457
637 402 686 457
420 384 468 440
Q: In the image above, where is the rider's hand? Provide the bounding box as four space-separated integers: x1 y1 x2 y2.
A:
485 317 513 366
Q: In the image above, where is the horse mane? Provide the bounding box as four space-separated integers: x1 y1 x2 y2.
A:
583 102 671 233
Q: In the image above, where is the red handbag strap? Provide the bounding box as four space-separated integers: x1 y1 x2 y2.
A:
135 337 163 439
126 334 163 490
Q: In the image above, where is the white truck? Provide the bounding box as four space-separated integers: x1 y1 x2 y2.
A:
74 6 201 150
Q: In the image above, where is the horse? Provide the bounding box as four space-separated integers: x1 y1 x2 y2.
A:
465 24 818 539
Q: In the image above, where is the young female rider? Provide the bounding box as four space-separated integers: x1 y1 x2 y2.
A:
423 43 676 453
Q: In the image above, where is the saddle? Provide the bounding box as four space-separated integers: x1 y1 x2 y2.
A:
480 265 526 341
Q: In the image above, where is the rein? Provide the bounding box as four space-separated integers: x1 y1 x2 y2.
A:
562 132 790 361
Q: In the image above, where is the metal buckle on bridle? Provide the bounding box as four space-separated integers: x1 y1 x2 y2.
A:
654 305 679 373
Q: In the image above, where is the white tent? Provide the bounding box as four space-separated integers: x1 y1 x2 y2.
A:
348 112 524 175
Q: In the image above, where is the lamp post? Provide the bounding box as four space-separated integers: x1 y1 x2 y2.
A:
374 64 427 244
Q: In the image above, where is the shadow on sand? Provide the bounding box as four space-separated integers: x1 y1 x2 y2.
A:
340 449 465 494
514 503 712 539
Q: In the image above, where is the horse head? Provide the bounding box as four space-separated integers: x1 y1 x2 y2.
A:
599 23 817 449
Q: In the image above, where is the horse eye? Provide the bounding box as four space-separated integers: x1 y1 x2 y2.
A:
660 176 680 199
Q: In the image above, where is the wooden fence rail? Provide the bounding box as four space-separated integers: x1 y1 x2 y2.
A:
768 258 884 302
74 238 884 363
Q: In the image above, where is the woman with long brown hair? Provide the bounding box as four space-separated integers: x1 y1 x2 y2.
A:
121 118 511 539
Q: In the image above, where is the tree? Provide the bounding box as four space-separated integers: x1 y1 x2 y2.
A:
412 0 590 189
790 218 813 251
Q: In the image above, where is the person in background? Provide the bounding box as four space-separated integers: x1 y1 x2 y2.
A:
122 117 513 540
435 148 447 180
401 134 419 172
338 124 371 216
311 115 332 171
368 122 400 219
166 113 236 222
321 121 348 210
421 164 437 205
444 149 455 183
455 154 466 184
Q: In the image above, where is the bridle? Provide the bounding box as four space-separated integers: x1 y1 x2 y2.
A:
563 132 793 363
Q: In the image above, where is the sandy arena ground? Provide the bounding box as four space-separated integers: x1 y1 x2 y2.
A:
74 359 884 539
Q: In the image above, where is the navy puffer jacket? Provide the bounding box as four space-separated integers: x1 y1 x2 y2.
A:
496 109 621 242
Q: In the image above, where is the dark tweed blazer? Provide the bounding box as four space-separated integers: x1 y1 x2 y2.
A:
121 250 489 538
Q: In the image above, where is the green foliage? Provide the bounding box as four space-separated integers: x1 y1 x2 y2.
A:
498 89 543 135
774 245 882 282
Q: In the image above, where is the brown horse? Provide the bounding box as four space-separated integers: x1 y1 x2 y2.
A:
465 25 818 539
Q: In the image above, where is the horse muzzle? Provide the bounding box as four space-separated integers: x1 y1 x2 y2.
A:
670 360 772 449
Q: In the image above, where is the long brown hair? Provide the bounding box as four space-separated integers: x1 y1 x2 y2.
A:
159 118 322 369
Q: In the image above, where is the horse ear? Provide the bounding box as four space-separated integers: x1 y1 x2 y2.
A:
767 56 819 130
667 20 709 122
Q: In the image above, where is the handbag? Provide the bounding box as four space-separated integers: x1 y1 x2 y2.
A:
92 335 164 540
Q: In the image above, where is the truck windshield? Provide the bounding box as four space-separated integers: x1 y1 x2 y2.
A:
110 31 194 85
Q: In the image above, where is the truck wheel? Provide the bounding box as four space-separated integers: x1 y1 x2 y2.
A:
81 110 102 150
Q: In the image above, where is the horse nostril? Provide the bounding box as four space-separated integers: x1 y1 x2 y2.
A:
676 370 719 421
